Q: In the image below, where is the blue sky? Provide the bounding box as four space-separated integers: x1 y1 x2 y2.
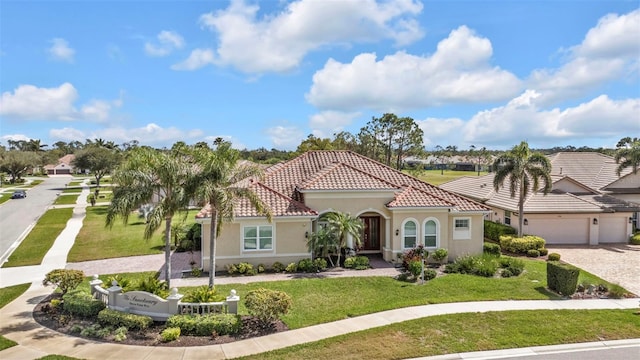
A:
1 0 639 151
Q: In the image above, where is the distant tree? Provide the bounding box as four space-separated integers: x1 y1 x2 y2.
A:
493 141 552 237
433 145 452 175
296 134 334 153
332 131 358 151
72 147 121 187
468 145 492 176
614 137 640 175
358 113 424 169
0 151 40 183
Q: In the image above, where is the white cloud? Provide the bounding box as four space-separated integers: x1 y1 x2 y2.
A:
0 83 119 122
49 123 205 146
307 26 522 111
171 48 215 71
1 134 31 143
48 38 75 63
461 91 640 146
309 110 361 138
415 117 466 148
190 0 424 73
265 125 305 149
144 30 185 57
528 9 640 104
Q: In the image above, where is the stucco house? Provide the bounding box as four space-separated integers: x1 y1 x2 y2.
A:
44 154 76 175
195 150 489 272
440 152 640 245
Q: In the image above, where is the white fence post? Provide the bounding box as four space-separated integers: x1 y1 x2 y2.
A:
167 288 183 316
226 289 239 314
89 275 103 298
107 280 122 309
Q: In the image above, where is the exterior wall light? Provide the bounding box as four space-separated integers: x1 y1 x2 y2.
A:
523 219 528 226
593 218 598 225
305 231 309 238
395 229 399 236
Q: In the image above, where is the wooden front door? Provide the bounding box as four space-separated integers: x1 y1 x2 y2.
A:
361 216 380 251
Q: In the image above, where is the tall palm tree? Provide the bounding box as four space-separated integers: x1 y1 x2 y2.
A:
326 211 364 267
187 141 271 288
614 137 640 176
493 141 552 237
106 147 192 288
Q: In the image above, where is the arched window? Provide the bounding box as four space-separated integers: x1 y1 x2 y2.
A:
403 220 417 249
423 219 439 248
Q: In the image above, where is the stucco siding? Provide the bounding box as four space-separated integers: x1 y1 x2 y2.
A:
446 214 483 258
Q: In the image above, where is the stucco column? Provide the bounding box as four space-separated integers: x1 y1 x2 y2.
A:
167 287 184 315
107 281 122 309
89 275 103 299
226 289 240 315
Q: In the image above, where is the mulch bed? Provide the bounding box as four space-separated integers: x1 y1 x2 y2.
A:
33 293 288 347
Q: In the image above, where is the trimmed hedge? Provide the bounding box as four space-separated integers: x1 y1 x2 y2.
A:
547 253 561 261
97 308 153 330
547 261 580 296
483 242 501 256
484 221 517 241
499 235 545 254
62 289 105 318
166 313 241 336
344 256 370 270
630 232 640 245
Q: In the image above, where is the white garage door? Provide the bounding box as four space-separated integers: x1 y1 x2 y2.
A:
527 218 589 245
599 217 628 243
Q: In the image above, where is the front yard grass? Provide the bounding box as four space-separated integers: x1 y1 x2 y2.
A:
67 206 198 262
409 169 488 186
243 309 640 360
2 208 74 268
53 194 79 205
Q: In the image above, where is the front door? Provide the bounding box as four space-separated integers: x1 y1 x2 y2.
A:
361 216 380 251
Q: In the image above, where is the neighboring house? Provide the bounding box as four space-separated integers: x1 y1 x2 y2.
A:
195 150 489 272
44 154 76 175
440 152 640 245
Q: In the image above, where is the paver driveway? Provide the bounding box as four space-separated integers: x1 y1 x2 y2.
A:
546 244 640 296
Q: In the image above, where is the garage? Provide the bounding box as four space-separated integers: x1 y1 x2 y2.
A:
598 217 628 243
527 218 589 245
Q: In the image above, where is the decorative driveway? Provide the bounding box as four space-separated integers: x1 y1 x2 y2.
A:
546 244 640 296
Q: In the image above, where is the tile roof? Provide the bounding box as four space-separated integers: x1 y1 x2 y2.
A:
197 150 489 219
548 152 631 190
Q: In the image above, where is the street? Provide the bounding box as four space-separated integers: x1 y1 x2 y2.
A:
0 175 72 264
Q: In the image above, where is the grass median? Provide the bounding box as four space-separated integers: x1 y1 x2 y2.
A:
2 208 74 268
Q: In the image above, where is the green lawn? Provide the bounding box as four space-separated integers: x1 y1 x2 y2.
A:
243 309 640 360
0 193 10 204
67 206 198 262
2 208 74 268
407 169 487 186
53 194 80 205
0 283 30 351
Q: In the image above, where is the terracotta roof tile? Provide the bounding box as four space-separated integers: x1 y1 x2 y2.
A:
387 186 455 208
297 162 399 191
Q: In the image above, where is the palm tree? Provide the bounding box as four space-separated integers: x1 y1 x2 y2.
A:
307 227 339 267
187 141 271 288
493 141 552 237
614 137 640 176
106 147 192 288
325 211 364 267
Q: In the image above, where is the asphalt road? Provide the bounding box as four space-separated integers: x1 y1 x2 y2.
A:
495 345 640 360
0 175 72 264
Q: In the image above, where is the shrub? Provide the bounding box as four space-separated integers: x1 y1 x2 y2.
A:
345 256 370 270
182 286 225 303
245 288 292 325
483 243 501 256
160 327 181 342
423 268 437 281
444 255 477 274
527 249 540 257
236 262 254 275
285 262 298 273
548 253 561 261
102 274 133 292
297 258 314 272
62 289 105 318
97 308 154 330
408 260 423 278
313 258 328 271
474 256 498 277
113 327 128 342
80 323 107 338
501 269 513 278
630 233 640 245
431 248 448 262
343 257 356 269
538 248 549 256
271 262 285 273
135 275 169 298
257 264 266 273
166 313 241 336
402 245 428 270
226 263 238 275
547 261 580 296
484 220 517 241
607 284 627 299
499 257 525 276
444 254 498 277
43 269 84 295
499 235 545 254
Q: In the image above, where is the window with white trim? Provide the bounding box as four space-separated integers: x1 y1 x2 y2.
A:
423 219 438 248
243 225 273 251
453 217 471 240
504 210 511 225
403 220 417 249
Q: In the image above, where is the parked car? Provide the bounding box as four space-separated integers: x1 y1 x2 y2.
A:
11 190 27 199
